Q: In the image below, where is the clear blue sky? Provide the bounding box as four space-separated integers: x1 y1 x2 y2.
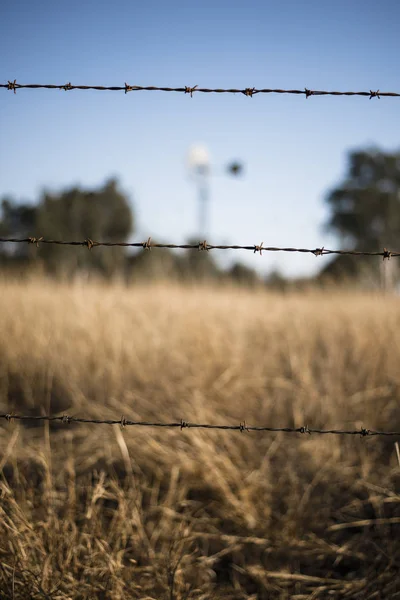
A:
1 0 399 277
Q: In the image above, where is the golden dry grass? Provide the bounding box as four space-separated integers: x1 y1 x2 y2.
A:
0 278 400 599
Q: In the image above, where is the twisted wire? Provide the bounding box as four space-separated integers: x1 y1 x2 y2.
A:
1 414 399 437
1 80 396 100
0 237 397 260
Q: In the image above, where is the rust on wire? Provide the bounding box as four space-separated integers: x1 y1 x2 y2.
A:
299 425 311 434
84 238 95 250
7 79 17 93
0 236 399 260
143 236 152 250
2 80 399 99
1 413 399 437
243 88 256 97
198 240 209 252
28 236 43 247
184 85 198 97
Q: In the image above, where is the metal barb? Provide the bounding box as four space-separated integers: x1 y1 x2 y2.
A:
254 242 264 256
369 89 380 100
300 425 311 434
198 240 209 252
243 88 256 97
143 237 152 250
7 79 17 93
28 236 43 247
84 238 95 250
185 85 198 97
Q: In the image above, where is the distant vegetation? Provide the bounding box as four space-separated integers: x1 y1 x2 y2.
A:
320 147 400 286
1 147 400 287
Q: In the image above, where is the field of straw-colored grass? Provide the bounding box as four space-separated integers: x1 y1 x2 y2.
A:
0 278 400 599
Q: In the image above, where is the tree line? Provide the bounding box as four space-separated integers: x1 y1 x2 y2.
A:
1 148 400 286
0 178 261 285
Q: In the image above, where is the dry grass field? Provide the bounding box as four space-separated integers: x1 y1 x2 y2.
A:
0 278 400 599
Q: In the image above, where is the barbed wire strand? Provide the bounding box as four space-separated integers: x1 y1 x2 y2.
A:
1 80 397 100
0 237 397 259
1 414 399 437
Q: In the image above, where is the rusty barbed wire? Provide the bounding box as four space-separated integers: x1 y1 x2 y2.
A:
0 236 398 260
1 413 399 437
1 80 398 100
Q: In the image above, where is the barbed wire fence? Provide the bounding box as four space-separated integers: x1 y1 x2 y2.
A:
1 413 399 437
2 79 400 443
0 236 398 259
1 237 398 440
2 80 399 99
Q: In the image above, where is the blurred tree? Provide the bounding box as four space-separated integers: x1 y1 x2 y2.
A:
265 269 289 291
325 148 400 283
0 198 39 273
326 149 400 250
0 179 134 277
229 262 260 287
0 198 37 239
180 238 220 281
131 238 222 282
126 244 184 282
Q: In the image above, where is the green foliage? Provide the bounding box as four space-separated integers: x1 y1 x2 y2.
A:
326 149 400 250
325 148 400 283
0 179 134 277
